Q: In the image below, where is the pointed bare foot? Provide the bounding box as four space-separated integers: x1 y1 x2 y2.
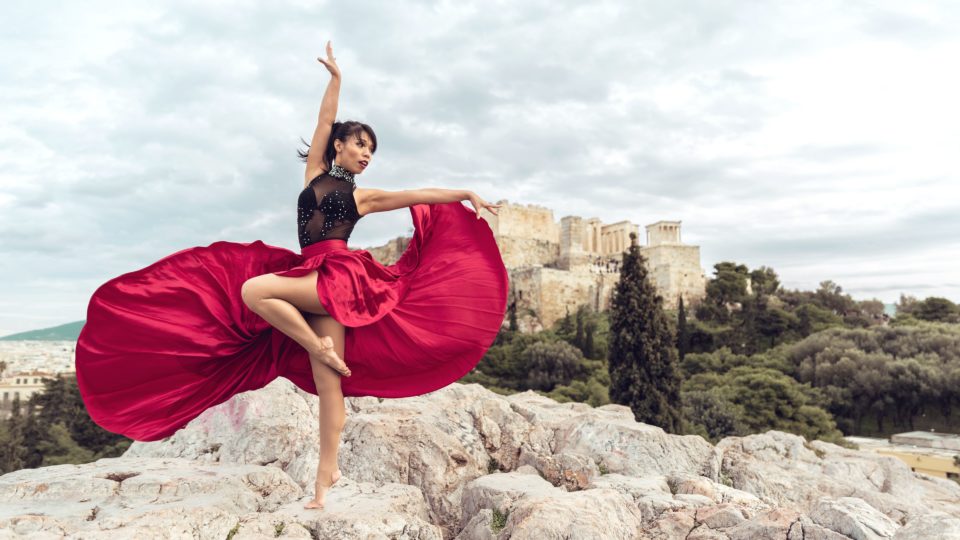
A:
310 335 351 377
303 468 341 509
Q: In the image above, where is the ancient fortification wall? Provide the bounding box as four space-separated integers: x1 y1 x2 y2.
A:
508 266 620 334
486 200 560 242
497 237 558 268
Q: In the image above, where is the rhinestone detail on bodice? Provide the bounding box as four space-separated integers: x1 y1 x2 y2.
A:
297 173 362 249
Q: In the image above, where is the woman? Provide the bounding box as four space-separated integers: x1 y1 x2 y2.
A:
74 41 509 510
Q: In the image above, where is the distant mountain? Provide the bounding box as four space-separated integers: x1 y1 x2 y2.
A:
0 321 84 341
0 303 904 340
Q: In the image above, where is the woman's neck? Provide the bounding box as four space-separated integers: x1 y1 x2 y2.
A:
328 163 356 184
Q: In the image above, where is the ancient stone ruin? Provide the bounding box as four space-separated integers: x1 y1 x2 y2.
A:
366 200 708 332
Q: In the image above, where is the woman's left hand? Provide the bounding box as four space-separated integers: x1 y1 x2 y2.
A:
466 192 501 219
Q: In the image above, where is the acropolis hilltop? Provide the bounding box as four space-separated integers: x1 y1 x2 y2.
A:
366 200 707 331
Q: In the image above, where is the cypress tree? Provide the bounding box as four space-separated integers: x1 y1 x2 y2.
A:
677 295 690 360
20 401 45 469
34 374 68 428
608 232 684 433
574 307 585 350
0 394 26 473
584 320 596 359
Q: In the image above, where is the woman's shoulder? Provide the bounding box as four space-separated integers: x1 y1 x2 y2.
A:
353 187 376 217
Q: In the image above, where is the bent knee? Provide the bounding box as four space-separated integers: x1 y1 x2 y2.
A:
241 276 267 306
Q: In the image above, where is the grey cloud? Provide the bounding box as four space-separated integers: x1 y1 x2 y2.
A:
2 0 959 335
847 283 959 294
786 143 893 162
705 206 960 268
856 4 957 43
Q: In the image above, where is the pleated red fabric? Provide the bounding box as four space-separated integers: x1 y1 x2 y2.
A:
75 201 508 442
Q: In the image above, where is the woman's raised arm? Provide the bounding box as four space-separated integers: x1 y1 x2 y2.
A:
304 41 342 187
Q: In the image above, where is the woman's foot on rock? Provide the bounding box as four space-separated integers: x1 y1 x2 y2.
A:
303 468 341 509
310 336 351 377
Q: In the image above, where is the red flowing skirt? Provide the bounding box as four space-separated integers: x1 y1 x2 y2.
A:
75 202 508 442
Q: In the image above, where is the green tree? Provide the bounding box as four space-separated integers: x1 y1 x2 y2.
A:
36 423 95 466
814 281 859 319
787 324 960 435
707 263 750 304
548 375 611 407
745 297 797 352
608 232 683 433
30 374 128 455
895 294 920 317
795 303 844 336
681 389 746 442
553 304 608 360
916 297 959 323
749 266 780 296
583 318 597 359
574 308 585 350
858 299 886 319
677 296 690 360
685 366 846 444
686 319 734 354
34 374 69 428
524 340 587 391
19 401 46 469
0 394 26 473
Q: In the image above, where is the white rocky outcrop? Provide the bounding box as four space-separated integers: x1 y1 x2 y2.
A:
2 379 959 539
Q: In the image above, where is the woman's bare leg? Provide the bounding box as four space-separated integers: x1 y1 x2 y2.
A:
303 313 347 509
240 271 351 376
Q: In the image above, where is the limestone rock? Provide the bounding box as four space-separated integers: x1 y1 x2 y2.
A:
454 508 497 540
810 496 899 539
123 378 323 486
458 470 558 529
790 515 862 540
506 391 718 479
588 474 682 522
696 503 747 529
892 512 960 539
723 508 803 540
2 379 959 539
716 430 960 521
497 487 645 539
515 450 597 490
0 456 439 539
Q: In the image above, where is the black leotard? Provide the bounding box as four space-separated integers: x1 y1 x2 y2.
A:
296 173 362 249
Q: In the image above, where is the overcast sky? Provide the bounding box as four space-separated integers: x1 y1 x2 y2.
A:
1 0 958 336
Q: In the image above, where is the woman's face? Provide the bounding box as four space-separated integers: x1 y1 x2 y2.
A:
334 131 374 174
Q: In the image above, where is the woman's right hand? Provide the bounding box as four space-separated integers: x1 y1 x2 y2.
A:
317 40 341 79
467 191 501 219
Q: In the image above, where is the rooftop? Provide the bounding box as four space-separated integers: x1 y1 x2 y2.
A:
845 431 960 457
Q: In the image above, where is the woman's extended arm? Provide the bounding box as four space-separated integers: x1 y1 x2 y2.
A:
359 188 501 219
304 41 341 186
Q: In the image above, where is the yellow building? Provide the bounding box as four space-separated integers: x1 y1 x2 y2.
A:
846 431 960 480
0 370 55 411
